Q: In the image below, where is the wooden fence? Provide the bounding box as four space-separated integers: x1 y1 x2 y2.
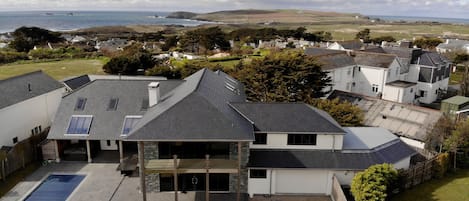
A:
0 128 48 181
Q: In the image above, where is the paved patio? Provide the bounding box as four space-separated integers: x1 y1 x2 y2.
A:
1 161 331 201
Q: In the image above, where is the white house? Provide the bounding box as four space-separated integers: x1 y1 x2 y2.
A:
0 71 64 148
234 103 416 197
436 39 469 54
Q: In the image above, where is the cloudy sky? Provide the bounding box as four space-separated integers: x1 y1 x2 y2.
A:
1 0 468 19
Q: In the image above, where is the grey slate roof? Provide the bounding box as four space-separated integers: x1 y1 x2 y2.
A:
436 39 469 50
0 71 63 110
125 69 254 141
416 51 450 67
249 140 416 170
304 48 356 70
354 52 397 68
337 40 364 50
48 79 184 140
229 103 345 134
304 48 345 56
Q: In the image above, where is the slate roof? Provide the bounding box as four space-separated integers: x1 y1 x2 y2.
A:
125 69 254 141
230 103 345 134
337 40 364 50
354 52 397 68
328 90 442 141
416 51 450 67
62 74 167 91
304 48 356 70
0 71 63 110
248 140 416 170
436 39 469 50
48 79 184 140
304 48 345 56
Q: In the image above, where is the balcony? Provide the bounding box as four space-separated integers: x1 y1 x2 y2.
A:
145 158 239 174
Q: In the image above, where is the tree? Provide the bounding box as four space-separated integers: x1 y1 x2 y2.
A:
162 35 178 51
426 115 456 152
10 26 64 52
444 119 469 168
308 98 364 126
351 163 398 201
231 51 331 102
413 37 443 50
370 35 396 44
355 28 371 43
179 27 230 54
102 57 141 75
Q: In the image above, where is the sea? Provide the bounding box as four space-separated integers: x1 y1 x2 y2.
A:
369 15 469 25
0 11 215 33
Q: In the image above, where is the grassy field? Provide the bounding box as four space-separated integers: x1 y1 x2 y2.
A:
391 169 469 201
0 58 107 80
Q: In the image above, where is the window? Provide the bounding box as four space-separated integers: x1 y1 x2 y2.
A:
419 90 427 97
107 98 119 111
106 140 111 146
347 69 351 76
12 137 18 144
250 169 267 178
372 84 379 93
31 129 34 135
66 115 93 135
122 116 142 135
287 134 317 145
34 127 39 135
141 98 149 111
410 88 413 93
39 126 42 133
75 98 87 111
253 133 267 145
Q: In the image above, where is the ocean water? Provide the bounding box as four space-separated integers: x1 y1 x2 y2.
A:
369 15 469 24
0 11 214 33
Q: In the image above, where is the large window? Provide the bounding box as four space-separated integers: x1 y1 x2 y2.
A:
250 169 267 178
372 84 379 93
287 134 317 145
122 116 142 135
253 133 267 145
66 115 93 135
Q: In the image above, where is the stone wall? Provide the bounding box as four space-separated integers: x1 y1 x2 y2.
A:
144 142 160 193
229 142 249 193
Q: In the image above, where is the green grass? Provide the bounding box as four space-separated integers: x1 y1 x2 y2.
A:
0 58 107 80
391 169 469 201
0 162 40 197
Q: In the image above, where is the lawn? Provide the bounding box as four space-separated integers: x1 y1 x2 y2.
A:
0 58 107 80
391 169 469 201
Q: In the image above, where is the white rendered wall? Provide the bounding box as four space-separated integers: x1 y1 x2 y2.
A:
0 88 64 147
327 66 356 93
248 169 272 196
332 170 357 185
250 134 343 150
327 43 345 51
382 85 416 104
275 169 329 194
354 66 387 97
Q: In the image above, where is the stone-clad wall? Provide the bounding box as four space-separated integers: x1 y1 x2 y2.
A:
229 142 249 193
144 142 160 193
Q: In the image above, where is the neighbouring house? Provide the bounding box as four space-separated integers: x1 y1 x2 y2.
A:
95 38 129 52
441 95 469 119
0 71 65 149
62 74 167 92
328 90 442 149
327 40 364 51
436 39 469 54
306 46 452 104
47 69 416 200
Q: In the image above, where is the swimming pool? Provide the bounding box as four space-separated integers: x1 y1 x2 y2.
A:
24 174 85 201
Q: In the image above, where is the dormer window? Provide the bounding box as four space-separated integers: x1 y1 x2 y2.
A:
287 134 317 145
107 98 119 111
75 98 87 111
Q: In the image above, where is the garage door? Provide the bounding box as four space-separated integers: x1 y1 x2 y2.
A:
275 170 328 194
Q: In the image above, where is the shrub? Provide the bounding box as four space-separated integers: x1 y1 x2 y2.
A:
0 51 28 64
351 163 398 201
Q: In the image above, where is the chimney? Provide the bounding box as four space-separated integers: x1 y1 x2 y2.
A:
148 82 160 107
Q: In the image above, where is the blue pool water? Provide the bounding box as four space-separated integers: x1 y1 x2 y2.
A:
24 174 85 201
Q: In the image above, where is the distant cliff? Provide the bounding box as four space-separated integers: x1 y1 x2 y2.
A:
166 11 198 19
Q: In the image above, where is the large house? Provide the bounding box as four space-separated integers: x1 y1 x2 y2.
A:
47 69 416 200
306 46 451 104
0 71 64 148
436 39 469 54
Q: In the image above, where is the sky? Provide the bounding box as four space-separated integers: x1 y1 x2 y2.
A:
0 0 469 19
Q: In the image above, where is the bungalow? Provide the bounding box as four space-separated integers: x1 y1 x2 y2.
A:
0 71 64 149
47 69 416 201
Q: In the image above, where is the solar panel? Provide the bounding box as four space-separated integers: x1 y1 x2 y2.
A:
66 115 93 134
122 116 142 135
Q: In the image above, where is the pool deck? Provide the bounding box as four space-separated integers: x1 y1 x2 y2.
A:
1 161 330 201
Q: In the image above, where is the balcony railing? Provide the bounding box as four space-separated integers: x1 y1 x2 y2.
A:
145 155 238 174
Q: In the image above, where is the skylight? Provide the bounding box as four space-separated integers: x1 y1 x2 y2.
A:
75 98 87 111
66 115 93 135
122 116 142 135
107 98 119 111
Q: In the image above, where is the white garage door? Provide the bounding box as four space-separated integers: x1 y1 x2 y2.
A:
275 170 328 194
